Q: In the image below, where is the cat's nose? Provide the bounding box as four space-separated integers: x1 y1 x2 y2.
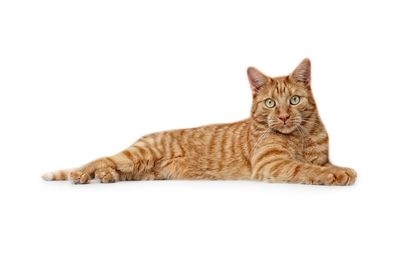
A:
278 114 290 123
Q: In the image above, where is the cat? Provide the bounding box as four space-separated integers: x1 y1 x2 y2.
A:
42 59 356 185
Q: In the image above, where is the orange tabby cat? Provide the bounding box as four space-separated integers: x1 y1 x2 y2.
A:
42 59 356 185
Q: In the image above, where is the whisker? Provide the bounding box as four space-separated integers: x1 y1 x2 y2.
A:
249 128 272 158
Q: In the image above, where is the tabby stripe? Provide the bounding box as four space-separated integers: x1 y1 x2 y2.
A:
143 145 156 162
252 120 267 132
180 130 189 156
177 131 185 156
234 123 246 155
307 105 316 112
218 127 228 171
240 143 251 168
308 145 328 156
207 129 217 154
215 127 224 167
222 128 231 170
144 145 156 159
253 156 287 175
206 128 217 169
315 136 329 146
269 160 291 176
292 164 301 178
306 115 318 133
106 157 117 167
168 134 175 158
245 123 254 154
253 148 288 163
186 131 194 154
135 146 147 158
160 133 167 156
254 116 268 126
142 139 162 158
196 130 206 154
231 123 241 156
239 127 250 163
122 150 134 161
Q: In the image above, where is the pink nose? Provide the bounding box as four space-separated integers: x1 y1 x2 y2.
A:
278 114 290 123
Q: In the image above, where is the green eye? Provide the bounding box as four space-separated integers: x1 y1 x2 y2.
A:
290 95 300 105
265 98 276 108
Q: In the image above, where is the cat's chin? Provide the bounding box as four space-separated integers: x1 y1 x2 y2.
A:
274 125 297 134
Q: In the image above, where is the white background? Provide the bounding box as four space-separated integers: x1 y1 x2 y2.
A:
1 1 399 266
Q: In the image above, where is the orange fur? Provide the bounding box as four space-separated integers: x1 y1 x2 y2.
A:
43 59 356 185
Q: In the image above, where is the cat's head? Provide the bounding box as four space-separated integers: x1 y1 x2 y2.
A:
248 58 317 134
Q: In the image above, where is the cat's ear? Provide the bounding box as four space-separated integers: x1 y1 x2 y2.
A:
247 67 269 95
290 58 311 86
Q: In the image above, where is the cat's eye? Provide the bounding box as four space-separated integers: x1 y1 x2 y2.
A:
265 98 276 108
290 95 300 105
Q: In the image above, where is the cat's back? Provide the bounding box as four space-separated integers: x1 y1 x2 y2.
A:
139 119 252 178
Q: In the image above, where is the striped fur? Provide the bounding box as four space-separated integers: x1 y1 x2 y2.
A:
42 59 356 185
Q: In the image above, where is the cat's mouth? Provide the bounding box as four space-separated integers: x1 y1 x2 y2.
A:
268 117 301 134
271 121 299 134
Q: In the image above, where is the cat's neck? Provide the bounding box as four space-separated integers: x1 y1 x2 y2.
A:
248 112 323 142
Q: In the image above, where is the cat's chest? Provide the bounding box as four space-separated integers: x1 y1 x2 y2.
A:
285 136 308 158
286 135 327 164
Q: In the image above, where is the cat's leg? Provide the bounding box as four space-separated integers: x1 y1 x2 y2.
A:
70 143 162 184
251 148 357 185
252 159 356 185
69 157 119 184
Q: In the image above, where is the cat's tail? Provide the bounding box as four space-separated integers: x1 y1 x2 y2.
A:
42 169 75 181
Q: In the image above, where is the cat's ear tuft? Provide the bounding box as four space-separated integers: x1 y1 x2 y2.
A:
247 67 268 95
290 58 311 86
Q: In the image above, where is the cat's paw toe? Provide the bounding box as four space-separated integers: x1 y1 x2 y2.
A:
95 167 119 183
69 171 91 184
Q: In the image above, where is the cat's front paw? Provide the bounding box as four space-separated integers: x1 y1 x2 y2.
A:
324 167 357 186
